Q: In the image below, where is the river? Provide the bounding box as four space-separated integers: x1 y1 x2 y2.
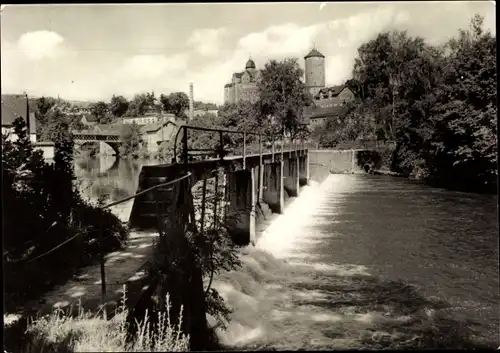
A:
75 156 499 349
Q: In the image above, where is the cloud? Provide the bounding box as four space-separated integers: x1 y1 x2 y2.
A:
187 27 228 57
17 30 65 60
2 2 494 105
117 53 189 80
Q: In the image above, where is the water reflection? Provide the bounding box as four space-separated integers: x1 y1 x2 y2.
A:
74 156 164 221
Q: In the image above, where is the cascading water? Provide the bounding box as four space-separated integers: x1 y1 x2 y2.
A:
209 175 499 350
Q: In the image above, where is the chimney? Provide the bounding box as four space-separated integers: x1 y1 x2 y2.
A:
189 82 194 122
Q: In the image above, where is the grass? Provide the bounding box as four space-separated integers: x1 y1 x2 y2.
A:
15 286 190 353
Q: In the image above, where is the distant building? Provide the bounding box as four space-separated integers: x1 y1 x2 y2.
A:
184 109 219 118
221 47 356 128
81 114 99 126
140 120 178 153
302 105 350 129
312 85 355 109
1 94 54 159
224 58 261 105
120 113 175 125
301 46 356 128
1 94 37 143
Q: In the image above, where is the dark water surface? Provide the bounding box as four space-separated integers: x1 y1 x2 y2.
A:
74 158 499 349
74 156 160 221
212 174 499 350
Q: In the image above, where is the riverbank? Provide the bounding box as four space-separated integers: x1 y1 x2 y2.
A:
3 230 159 352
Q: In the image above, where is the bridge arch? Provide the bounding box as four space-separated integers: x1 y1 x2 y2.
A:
73 131 122 157
74 141 121 156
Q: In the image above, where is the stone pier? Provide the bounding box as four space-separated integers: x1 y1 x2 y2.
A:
225 169 256 246
262 162 284 215
283 154 300 197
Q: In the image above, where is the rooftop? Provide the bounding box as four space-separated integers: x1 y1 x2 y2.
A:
1 94 28 127
315 85 347 99
304 48 325 59
246 58 256 69
140 120 177 134
303 105 348 120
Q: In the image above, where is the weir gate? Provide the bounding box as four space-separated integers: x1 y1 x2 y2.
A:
129 125 310 246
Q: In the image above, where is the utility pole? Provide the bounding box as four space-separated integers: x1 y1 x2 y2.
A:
24 91 30 137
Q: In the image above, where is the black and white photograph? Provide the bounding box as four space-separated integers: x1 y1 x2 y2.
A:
2 1 498 351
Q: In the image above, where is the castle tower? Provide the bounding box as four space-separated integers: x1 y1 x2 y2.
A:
304 47 325 97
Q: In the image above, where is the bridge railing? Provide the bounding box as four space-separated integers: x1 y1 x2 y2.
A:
172 125 309 171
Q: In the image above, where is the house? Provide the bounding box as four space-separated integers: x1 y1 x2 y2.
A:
1 94 37 143
183 109 219 118
312 85 355 109
303 105 349 130
81 114 99 126
121 113 175 125
1 94 55 160
140 120 178 153
224 58 261 105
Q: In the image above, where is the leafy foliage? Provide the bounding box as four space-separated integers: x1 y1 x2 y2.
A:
34 98 85 141
316 14 496 192
89 101 111 124
160 92 190 119
127 93 157 116
257 58 313 139
119 122 144 159
110 95 130 118
2 117 128 310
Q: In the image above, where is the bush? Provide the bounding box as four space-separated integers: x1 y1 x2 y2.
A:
20 288 189 353
2 117 129 311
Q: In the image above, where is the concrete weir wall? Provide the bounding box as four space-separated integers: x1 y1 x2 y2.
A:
308 149 367 183
130 150 310 247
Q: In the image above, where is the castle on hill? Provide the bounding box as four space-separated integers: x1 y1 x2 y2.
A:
223 47 355 127
223 47 355 109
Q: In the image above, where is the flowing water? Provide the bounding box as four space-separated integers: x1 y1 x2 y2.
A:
212 175 499 350
75 156 499 349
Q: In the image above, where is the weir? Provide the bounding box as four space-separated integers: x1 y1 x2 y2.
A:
124 127 334 349
130 148 310 246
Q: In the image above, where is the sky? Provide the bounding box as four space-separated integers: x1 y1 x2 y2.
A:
1 2 495 105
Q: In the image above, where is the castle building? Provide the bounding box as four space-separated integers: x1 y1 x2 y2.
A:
303 47 356 128
223 59 261 105
223 47 356 129
304 48 326 97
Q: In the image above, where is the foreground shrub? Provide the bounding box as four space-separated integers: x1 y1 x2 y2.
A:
22 289 189 353
2 117 129 311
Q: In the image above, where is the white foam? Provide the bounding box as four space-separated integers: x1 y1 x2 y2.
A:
256 176 337 259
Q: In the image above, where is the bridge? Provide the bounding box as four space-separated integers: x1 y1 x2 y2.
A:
73 130 122 156
128 125 311 246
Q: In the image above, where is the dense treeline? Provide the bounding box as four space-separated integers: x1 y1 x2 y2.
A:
314 15 497 192
2 117 128 311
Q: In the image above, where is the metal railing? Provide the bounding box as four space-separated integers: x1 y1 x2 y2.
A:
6 125 312 312
173 125 310 172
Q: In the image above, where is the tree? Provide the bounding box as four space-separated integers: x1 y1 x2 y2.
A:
127 93 150 116
161 92 190 119
109 95 129 117
257 58 313 140
425 14 497 189
34 97 57 137
119 122 143 158
89 101 110 124
332 14 496 192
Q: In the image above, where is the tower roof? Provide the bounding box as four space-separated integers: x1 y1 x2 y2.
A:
245 58 256 69
304 48 325 59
